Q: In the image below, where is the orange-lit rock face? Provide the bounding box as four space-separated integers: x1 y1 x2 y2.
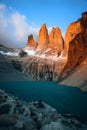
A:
64 22 83 54
37 24 49 50
63 13 87 72
48 27 64 52
26 34 37 49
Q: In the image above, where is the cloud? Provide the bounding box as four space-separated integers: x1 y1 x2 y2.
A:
11 12 39 42
0 3 39 48
0 4 6 10
11 12 29 41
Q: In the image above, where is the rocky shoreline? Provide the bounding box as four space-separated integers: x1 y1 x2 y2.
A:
0 89 87 130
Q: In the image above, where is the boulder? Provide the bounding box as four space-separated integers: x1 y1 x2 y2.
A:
0 102 10 114
0 114 18 126
18 49 27 57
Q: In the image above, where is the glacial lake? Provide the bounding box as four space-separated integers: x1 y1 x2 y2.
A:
0 81 87 124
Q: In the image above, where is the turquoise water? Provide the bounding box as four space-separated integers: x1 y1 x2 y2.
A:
0 81 87 124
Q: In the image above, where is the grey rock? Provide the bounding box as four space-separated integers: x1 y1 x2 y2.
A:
0 102 10 114
0 114 18 126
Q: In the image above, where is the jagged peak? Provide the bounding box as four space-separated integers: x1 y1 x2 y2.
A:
26 34 37 49
48 26 63 53
37 23 49 50
41 23 47 28
82 12 87 19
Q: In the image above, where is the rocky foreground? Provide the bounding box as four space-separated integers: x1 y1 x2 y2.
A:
0 89 87 130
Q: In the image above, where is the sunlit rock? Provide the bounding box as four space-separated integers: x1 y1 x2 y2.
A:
48 27 64 55
26 34 37 49
37 24 49 51
63 12 87 74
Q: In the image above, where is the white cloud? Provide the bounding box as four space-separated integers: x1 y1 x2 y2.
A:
0 3 39 47
0 4 6 10
11 12 39 42
0 9 8 28
11 12 29 41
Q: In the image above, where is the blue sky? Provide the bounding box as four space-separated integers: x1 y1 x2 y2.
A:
0 0 87 47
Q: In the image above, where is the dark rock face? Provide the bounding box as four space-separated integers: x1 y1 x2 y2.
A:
63 12 87 75
18 57 66 81
20 58 56 81
0 103 10 114
18 49 27 58
11 60 22 72
0 114 18 126
26 34 37 49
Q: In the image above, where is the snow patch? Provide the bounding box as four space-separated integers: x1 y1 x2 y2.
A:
36 54 46 59
58 52 67 60
0 49 67 61
24 49 35 56
24 49 67 61
0 50 18 56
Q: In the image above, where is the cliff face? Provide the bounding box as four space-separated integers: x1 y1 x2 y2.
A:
63 12 87 74
19 57 66 82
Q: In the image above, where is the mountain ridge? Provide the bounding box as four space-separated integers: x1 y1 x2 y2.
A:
0 12 87 91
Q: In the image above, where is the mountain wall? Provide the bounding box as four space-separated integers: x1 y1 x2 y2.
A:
0 12 87 90
63 12 87 75
24 12 87 82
